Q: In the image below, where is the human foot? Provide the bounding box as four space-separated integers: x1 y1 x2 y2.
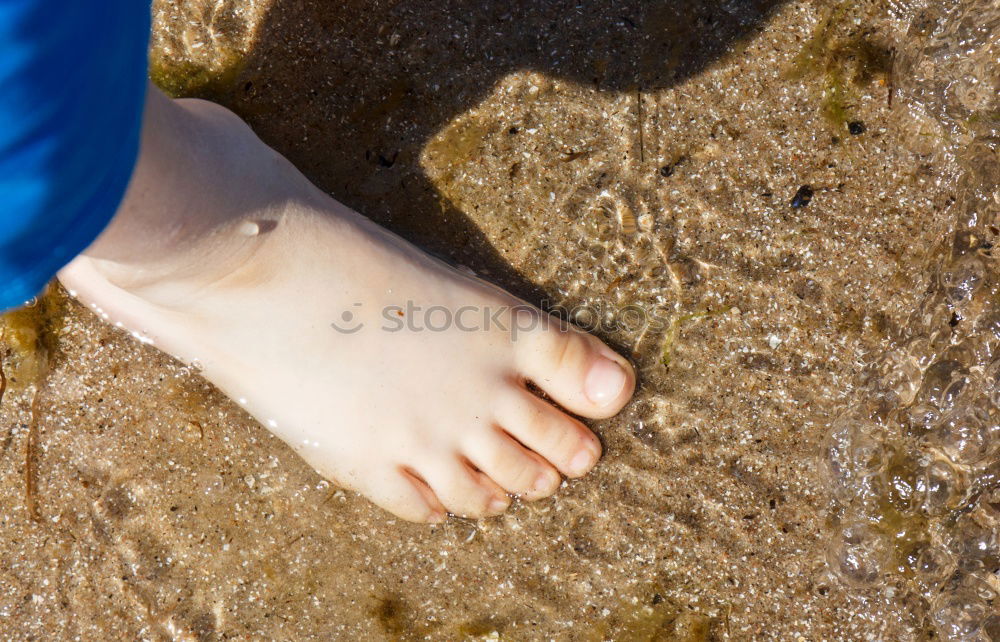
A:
58 87 636 522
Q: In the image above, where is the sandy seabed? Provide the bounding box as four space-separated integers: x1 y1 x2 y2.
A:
1 0 997 639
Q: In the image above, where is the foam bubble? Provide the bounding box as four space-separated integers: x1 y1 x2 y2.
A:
828 522 890 587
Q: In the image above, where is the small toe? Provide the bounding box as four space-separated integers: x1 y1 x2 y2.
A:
418 458 510 519
496 389 603 478
463 427 562 500
514 313 635 419
363 467 447 523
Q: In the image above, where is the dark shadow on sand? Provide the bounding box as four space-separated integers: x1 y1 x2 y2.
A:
204 0 788 305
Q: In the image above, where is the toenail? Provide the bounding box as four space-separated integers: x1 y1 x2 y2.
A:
428 511 446 524
533 471 556 494
584 357 627 406
569 449 595 476
488 497 509 514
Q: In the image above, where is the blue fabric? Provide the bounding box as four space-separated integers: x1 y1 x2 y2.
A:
0 2 150 309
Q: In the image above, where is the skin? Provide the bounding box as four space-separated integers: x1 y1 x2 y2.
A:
58 85 636 523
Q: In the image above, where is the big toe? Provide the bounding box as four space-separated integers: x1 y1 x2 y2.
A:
515 311 636 419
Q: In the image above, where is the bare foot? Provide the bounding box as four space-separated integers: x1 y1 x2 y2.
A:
58 86 636 522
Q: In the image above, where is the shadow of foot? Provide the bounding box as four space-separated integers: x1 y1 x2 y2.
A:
158 0 787 306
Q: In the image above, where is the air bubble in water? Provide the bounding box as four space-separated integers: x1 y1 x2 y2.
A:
940 255 985 304
904 404 941 437
931 589 988 640
919 459 966 515
933 406 997 464
823 418 885 497
984 615 1000 641
878 351 922 404
950 518 999 568
918 359 969 410
822 2 1000 637
828 522 890 587
914 545 955 585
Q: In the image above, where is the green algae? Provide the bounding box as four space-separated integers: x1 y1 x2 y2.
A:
581 588 715 642
368 586 715 640
0 285 65 521
0 285 65 392
874 498 931 578
848 448 945 580
149 48 245 100
424 117 491 172
455 615 508 639
370 593 509 640
786 2 848 81
786 3 894 129
423 115 493 211
371 594 418 638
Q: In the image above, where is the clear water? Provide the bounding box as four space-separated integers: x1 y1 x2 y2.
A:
824 0 1000 638
0 0 996 638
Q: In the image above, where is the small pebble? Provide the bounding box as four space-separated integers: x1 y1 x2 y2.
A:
791 185 813 208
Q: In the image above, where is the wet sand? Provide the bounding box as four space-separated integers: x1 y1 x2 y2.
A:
0 0 996 639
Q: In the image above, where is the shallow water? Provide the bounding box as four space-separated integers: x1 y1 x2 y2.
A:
824 1 1000 638
0 0 996 639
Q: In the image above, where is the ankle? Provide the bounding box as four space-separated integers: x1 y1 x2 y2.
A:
80 86 298 296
